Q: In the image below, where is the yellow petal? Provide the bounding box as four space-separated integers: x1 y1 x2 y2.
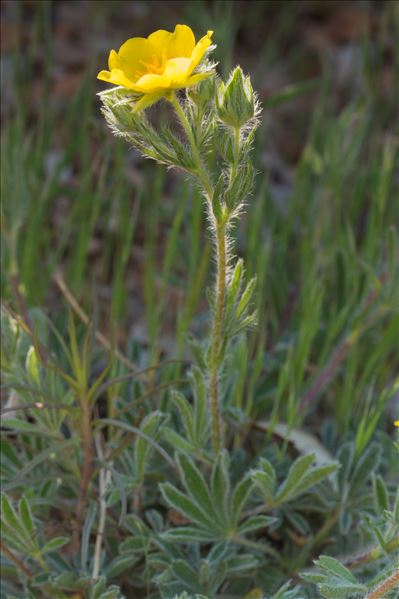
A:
148 24 195 59
189 30 213 73
108 49 122 70
132 73 169 93
181 71 213 88
163 57 192 84
132 58 191 92
117 37 155 81
97 68 136 89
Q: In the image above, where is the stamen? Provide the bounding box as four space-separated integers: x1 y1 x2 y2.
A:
136 51 168 77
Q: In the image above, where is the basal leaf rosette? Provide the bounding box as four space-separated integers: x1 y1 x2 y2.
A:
98 24 215 112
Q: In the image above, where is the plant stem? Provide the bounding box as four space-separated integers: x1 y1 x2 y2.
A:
364 569 399 599
208 223 227 451
344 535 399 569
169 92 228 452
0 541 33 578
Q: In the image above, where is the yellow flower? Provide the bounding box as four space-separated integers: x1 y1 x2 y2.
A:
394 420 399 427
98 25 214 112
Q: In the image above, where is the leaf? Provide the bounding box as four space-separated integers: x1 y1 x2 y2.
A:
228 259 244 306
191 367 208 444
373 474 389 512
1 494 23 535
171 391 195 441
96 585 123 599
350 443 382 493
163 427 194 453
226 554 259 573
275 454 314 502
292 463 337 499
18 496 34 536
0 495 33 553
0 418 56 436
81 501 97 570
236 277 256 319
41 536 69 553
135 411 164 483
119 537 147 554
284 510 310 536
211 451 230 526
211 174 225 223
238 515 276 535
275 455 337 504
224 259 244 325
315 556 360 584
336 443 354 492
105 554 141 579
251 458 276 502
176 453 216 523
171 560 201 592
160 483 214 530
230 475 253 526
318 581 367 598
2 439 75 492
161 526 217 543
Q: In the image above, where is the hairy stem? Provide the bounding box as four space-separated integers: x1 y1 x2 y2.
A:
169 92 227 451
209 224 227 451
364 569 399 599
344 535 399 569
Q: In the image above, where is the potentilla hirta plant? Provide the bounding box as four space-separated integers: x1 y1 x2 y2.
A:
98 24 260 452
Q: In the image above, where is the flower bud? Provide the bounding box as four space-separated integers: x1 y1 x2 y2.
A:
99 89 140 134
217 67 255 128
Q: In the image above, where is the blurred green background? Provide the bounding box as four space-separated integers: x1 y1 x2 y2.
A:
1 0 398 436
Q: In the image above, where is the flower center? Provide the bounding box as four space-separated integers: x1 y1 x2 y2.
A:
138 49 168 77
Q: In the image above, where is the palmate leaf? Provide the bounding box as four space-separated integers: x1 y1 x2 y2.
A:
275 454 337 505
170 559 203 593
1 494 39 555
176 453 216 519
302 555 367 599
160 484 217 531
160 452 262 543
315 556 360 583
